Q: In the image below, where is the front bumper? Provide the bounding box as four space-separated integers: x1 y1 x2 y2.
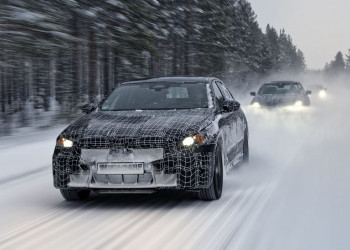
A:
53 144 215 190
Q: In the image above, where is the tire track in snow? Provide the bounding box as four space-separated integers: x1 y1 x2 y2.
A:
29 196 165 250
217 183 277 250
0 184 275 250
0 199 102 249
0 201 83 244
83 197 181 250
224 182 277 249
0 194 147 249
74 199 166 250
183 187 257 249
159 189 244 249
0 166 48 186
96 198 186 249
0 193 186 250
132 201 203 250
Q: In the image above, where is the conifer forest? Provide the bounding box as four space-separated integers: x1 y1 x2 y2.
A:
0 0 310 134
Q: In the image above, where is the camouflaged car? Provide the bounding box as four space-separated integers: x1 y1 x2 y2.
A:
53 77 249 201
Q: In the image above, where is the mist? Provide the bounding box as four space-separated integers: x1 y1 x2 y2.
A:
225 72 350 249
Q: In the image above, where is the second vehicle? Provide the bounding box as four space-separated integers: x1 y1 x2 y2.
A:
250 81 312 108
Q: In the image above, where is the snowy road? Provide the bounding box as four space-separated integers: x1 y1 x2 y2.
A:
1 87 350 250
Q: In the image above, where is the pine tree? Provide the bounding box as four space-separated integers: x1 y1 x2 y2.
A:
328 52 345 74
265 25 279 71
345 49 350 72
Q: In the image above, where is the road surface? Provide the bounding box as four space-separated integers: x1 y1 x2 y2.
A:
1 86 350 250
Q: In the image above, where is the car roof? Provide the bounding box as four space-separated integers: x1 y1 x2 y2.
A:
265 81 300 85
122 76 215 85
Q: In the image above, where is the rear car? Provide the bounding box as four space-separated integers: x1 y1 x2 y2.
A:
250 81 312 108
307 84 327 99
52 77 249 201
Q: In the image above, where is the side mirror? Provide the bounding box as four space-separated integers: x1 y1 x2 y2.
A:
223 100 240 112
250 92 256 96
81 103 96 114
305 90 312 95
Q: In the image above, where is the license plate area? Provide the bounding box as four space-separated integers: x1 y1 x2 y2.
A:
97 163 144 175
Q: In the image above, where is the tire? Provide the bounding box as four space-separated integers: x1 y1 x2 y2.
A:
242 128 249 164
60 189 90 201
197 145 223 201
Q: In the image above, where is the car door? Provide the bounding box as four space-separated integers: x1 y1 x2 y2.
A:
216 81 245 169
297 83 310 105
211 80 237 171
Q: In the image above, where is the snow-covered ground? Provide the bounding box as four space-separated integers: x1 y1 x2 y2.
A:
1 86 350 250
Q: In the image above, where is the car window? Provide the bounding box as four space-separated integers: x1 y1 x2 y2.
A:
101 82 209 110
217 81 234 101
259 83 301 94
258 85 277 94
212 82 224 109
297 83 305 93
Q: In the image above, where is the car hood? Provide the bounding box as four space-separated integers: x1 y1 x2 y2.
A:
60 109 215 141
253 93 303 106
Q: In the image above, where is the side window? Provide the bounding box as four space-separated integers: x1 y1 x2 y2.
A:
217 81 234 101
297 83 305 93
212 82 224 109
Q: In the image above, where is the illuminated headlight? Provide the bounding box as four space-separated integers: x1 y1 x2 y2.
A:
252 102 260 108
294 101 303 107
182 135 205 147
182 137 195 147
319 90 326 98
58 138 74 148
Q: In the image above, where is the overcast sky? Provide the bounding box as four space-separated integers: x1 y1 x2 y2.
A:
249 0 350 70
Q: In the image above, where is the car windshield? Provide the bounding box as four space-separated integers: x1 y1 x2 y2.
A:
258 83 301 94
101 82 209 110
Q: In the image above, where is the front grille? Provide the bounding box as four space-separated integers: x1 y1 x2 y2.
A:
79 137 173 150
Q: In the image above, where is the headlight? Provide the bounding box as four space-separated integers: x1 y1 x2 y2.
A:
319 90 326 98
252 102 260 108
58 138 74 148
182 135 205 147
294 101 303 107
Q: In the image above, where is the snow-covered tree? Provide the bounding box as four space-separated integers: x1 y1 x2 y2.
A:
325 51 345 75
0 0 308 134
345 49 350 72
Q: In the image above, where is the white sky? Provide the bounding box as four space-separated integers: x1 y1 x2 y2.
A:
249 0 350 70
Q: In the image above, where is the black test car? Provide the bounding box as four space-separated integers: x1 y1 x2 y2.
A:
250 81 312 108
52 77 249 201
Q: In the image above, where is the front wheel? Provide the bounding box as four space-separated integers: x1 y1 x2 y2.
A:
60 189 90 201
197 145 223 201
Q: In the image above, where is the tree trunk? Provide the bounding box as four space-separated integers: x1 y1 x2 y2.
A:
172 34 178 75
88 27 96 103
103 42 110 95
113 48 119 85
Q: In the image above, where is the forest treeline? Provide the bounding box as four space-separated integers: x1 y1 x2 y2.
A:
324 50 350 76
0 0 306 134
